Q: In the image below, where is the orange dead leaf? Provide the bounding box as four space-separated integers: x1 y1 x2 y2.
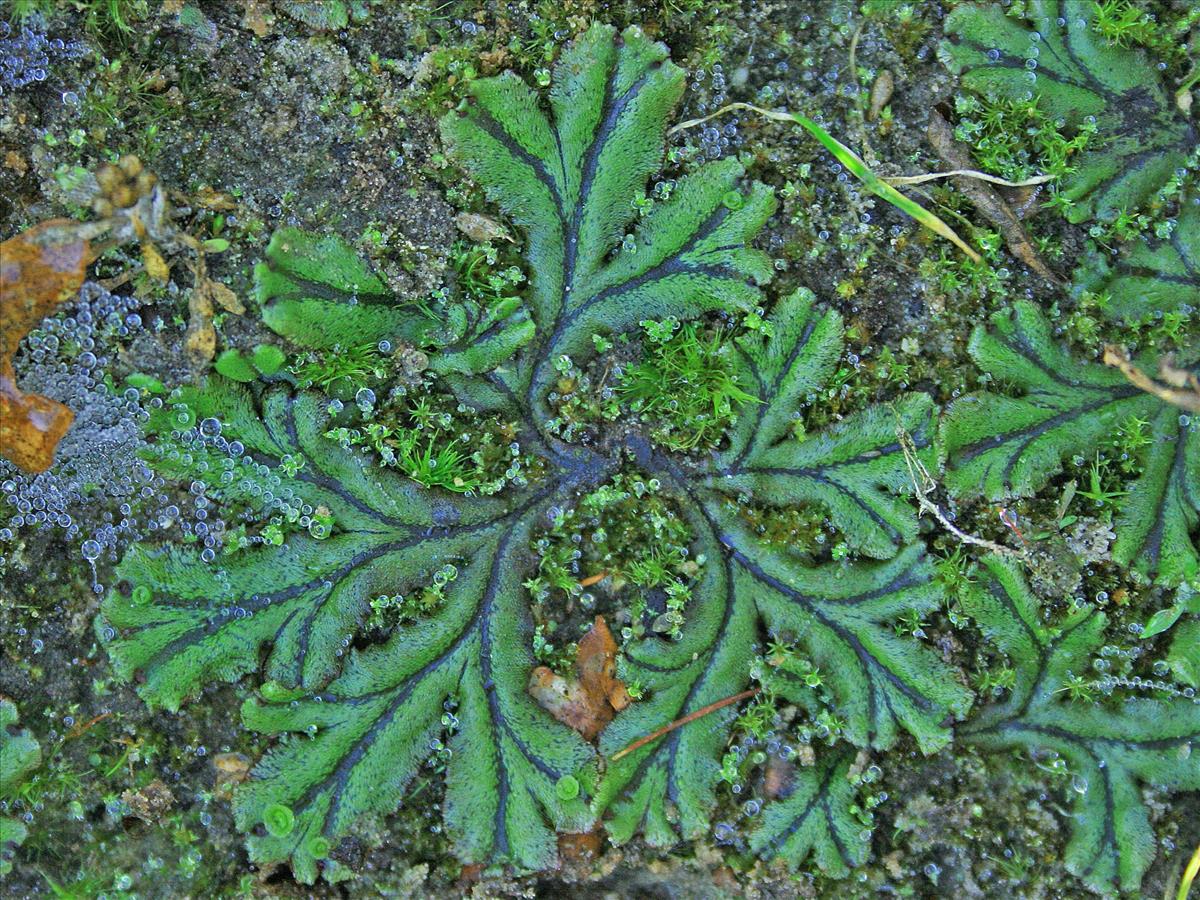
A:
455 862 485 890
1 219 92 472
577 571 607 589
529 616 630 742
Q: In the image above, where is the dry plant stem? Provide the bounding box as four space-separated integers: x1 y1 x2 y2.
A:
609 688 760 762
884 170 1056 188
1103 345 1200 413
97 267 141 292
847 20 876 166
895 414 1023 558
670 102 787 136
65 712 112 742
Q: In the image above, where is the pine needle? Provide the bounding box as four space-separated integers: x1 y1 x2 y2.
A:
609 688 759 762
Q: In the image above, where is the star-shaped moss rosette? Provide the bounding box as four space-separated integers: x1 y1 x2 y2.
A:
96 24 963 882
95 23 1199 893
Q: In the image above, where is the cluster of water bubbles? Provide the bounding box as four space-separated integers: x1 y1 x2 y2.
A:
690 65 737 160
148 412 322 542
2 275 369 604
1092 644 1197 701
0 18 86 95
0 283 195 593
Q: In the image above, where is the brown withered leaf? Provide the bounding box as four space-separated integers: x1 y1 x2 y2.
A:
3 150 28 175
184 264 244 366
120 778 175 824
185 278 216 365
239 0 274 37
867 69 894 122
763 753 796 799
207 278 245 314
141 241 170 282
478 48 510 75
529 616 630 742
1 220 91 472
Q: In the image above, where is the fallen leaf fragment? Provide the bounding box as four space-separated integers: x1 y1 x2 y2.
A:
207 278 245 314
3 150 28 175
185 280 217 364
712 866 741 893
478 48 510 75
141 241 171 282
185 261 245 367
455 862 484 891
121 778 175 824
867 69 894 122
239 0 274 37
529 616 630 742
213 752 251 801
1 220 91 472
763 752 796 800
454 212 514 243
191 185 240 211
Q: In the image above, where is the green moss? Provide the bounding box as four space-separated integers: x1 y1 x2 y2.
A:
617 318 757 453
951 93 1095 184
527 472 698 642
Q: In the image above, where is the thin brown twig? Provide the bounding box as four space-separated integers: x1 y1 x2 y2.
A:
1103 345 1200 414
64 711 111 742
610 688 760 762
847 20 876 166
926 108 1059 283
